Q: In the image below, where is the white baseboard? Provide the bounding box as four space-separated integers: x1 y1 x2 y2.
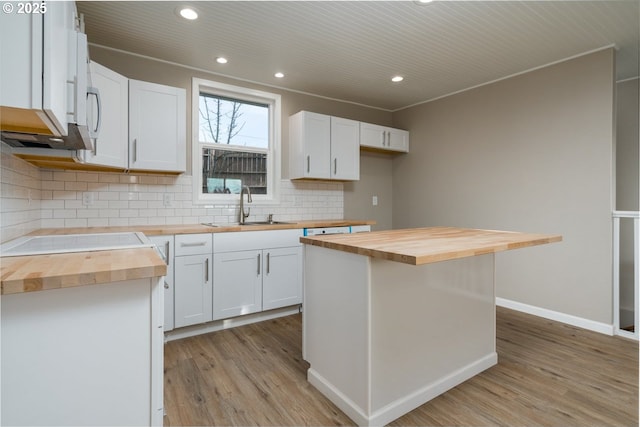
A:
308 353 497 427
496 297 614 336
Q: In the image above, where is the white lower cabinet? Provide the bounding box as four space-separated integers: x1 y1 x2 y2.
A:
262 246 303 310
149 235 175 331
174 234 213 328
213 250 263 320
213 229 303 320
169 229 303 332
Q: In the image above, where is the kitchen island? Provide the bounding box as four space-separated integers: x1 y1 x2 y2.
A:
301 227 561 427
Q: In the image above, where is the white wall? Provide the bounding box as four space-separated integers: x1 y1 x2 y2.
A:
392 49 616 324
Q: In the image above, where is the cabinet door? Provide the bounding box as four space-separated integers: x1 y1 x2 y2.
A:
289 111 331 179
387 128 409 152
263 246 303 311
149 235 175 332
0 4 70 136
174 254 212 328
330 116 360 180
129 80 186 172
42 0 73 135
213 250 263 320
82 61 128 168
359 122 387 150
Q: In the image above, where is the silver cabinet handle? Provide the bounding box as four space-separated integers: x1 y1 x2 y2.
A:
205 257 209 282
306 155 310 173
133 138 137 163
266 252 270 274
381 131 386 146
87 86 101 140
180 241 206 247
386 131 391 147
334 158 337 175
257 253 261 275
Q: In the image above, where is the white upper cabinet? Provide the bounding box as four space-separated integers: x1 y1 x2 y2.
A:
289 111 359 180
0 1 76 136
360 122 409 153
129 80 186 173
330 116 360 180
81 61 129 168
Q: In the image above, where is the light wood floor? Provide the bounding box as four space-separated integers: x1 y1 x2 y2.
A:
164 307 638 426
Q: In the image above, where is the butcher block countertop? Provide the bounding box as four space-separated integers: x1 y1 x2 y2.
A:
31 219 375 236
300 226 562 265
1 248 166 295
1 219 373 295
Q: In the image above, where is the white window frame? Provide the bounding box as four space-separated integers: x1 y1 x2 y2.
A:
192 77 281 205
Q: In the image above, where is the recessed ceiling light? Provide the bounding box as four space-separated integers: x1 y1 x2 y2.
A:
274 72 285 78
177 6 198 20
391 76 404 83
216 57 228 64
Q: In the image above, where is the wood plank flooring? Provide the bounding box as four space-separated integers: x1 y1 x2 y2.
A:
164 307 638 426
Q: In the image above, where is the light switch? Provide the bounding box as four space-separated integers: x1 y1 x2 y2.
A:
372 196 378 206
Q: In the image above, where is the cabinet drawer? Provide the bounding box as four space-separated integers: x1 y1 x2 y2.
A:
214 229 303 253
175 233 212 256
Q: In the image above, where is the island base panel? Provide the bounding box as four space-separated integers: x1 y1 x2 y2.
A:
303 245 497 427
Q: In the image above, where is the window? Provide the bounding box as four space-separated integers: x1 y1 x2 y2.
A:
193 78 281 203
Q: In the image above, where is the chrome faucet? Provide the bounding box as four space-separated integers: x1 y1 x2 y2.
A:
239 185 252 224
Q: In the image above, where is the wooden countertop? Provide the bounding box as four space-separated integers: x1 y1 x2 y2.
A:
31 219 375 236
1 248 166 295
1 219 373 295
300 226 562 265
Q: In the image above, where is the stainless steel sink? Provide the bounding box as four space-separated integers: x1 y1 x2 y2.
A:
243 221 293 225
200 221 294 228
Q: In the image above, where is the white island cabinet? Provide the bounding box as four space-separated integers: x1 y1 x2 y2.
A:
301 227 561 427
1 277 164 426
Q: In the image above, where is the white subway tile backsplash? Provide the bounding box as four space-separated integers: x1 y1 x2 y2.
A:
41 219 65 228
0 145 41 242
53 171 77 182
65 181 88 191
65 218 88 228
1 147 344 239
108 217 129 226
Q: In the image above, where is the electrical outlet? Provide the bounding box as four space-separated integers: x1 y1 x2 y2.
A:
82 192 94 206
163 193 173 207
372 195 378 206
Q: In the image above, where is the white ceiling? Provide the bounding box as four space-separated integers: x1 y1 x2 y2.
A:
77 1 640 111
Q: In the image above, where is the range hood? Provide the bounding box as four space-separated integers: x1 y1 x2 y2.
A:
1 122 92 150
